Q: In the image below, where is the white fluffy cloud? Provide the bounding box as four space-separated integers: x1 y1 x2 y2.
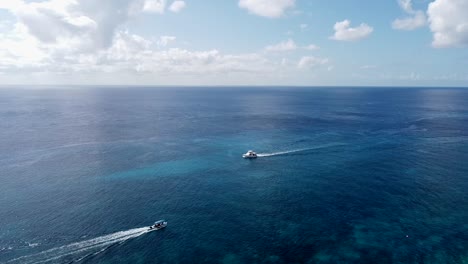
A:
398 0 413 13
0 23 45 68
0 0 279 77
330 20 373 41
392 12 426 30
0 29 275 76
427 0 468 48
143 0 166 14
265 39 297 52
264 39 319 52
392 0 426 30
104 34 273 74
157 36 176 47
0 0 147 53
238 0 295 18
169 1 186 13
305 44 319 50
0 0 24 11
297 56 329 69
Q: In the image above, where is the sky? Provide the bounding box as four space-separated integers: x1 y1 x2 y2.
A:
0 0 467 86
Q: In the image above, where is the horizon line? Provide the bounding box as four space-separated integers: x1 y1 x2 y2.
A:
1 85 468 89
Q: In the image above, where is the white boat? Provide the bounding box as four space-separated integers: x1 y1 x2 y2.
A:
148 220 167 231
242 150 257 159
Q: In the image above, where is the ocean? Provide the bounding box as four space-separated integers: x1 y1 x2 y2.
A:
1 87 468 263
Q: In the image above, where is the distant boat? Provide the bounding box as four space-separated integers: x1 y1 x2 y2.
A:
242 150 257 159
148 220 167 231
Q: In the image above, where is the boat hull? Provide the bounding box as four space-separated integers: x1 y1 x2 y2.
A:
148 221 167 231
149 226 166 231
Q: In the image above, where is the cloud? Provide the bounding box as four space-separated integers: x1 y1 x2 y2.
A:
106 31 152 62
238 0 295 18
304 44 319 50
0 0 278 77
0 0 305 86
361 65 377 69
297 56 329 69
330 20 373 41
98 34 276 75
392 12 426 30
300 23 308 31
265 39 297 52
0 0 147 53
169 1 186 13
144 0 186 14
0 26 275 76
0 23 45 66
135 49 272 74
427 0 468 48
143 0 166 14
265 40 319 51
0 0 337 85
392 0 426 30
397 0 415 13
157 35 176 47
0 0 188 59
0 0 24 11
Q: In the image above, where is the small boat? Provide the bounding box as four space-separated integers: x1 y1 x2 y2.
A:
149 220 167 231
242 150 257 159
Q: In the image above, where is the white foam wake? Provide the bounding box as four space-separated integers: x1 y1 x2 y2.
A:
256 143 346 157
7 227 150 264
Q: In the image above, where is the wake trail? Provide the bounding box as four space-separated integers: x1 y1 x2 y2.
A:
7 227 150 264
256 143 346 157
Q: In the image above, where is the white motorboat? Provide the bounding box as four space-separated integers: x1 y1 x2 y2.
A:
242 150 257 159
149 220 167 231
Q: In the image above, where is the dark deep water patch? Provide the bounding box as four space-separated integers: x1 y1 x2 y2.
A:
1 87 468 263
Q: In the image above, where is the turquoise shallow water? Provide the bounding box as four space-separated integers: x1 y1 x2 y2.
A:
1 87 468 263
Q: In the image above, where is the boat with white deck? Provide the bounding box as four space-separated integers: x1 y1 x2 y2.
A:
242 150 257 159
149 220 167 231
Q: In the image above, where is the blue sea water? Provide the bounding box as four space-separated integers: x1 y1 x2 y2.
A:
1 87 468 263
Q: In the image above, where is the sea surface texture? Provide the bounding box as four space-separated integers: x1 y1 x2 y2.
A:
1 87 468 264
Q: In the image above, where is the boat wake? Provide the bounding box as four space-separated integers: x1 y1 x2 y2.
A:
256 143 346 157
6 227 150 264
